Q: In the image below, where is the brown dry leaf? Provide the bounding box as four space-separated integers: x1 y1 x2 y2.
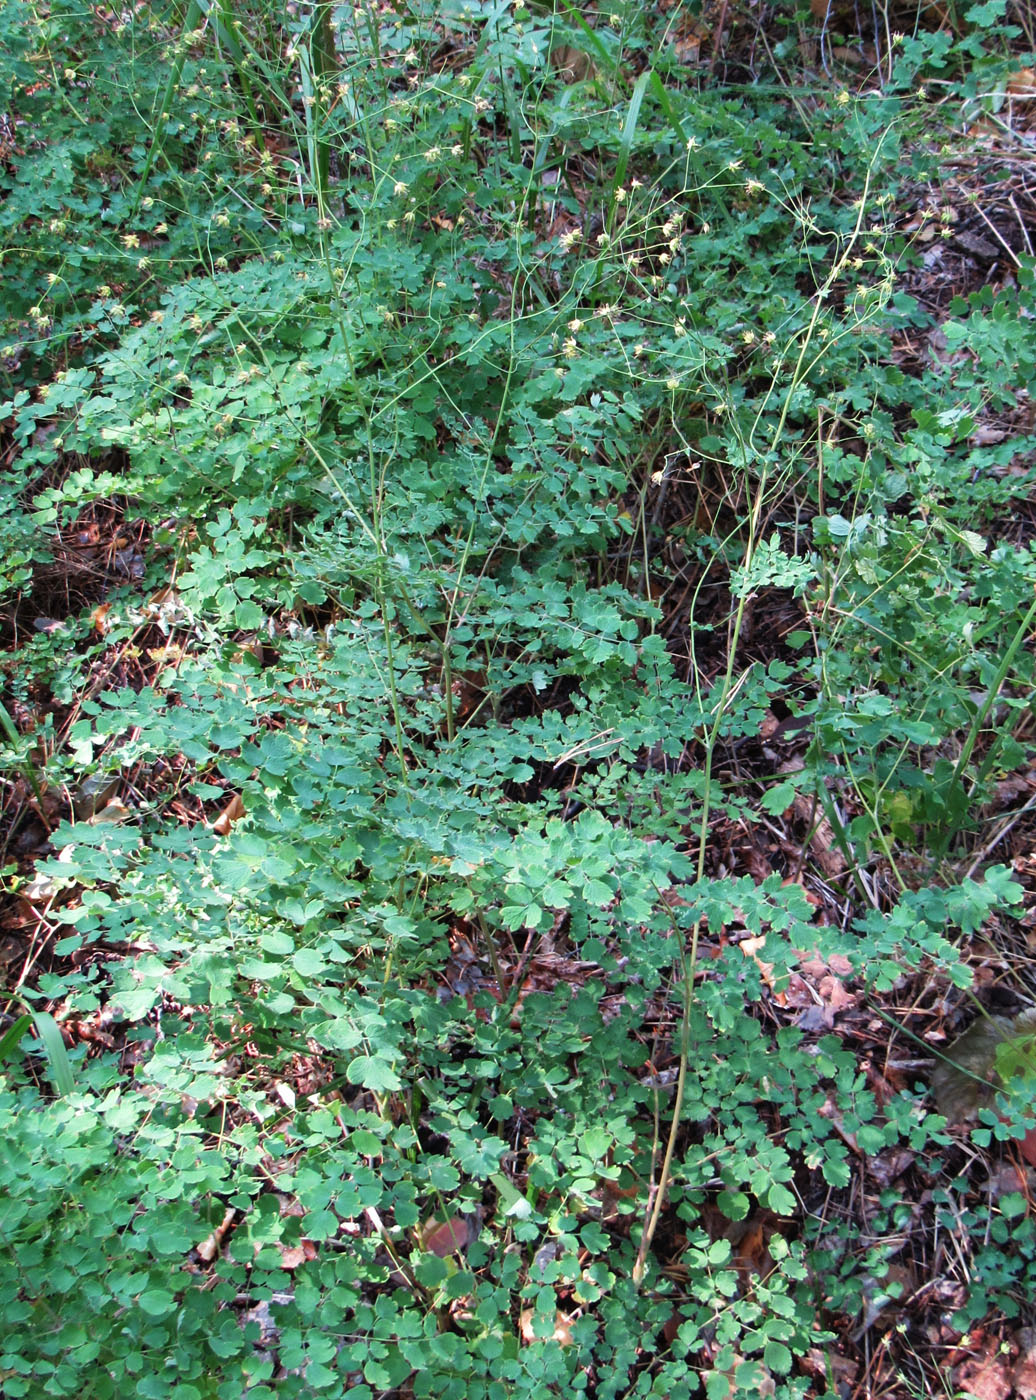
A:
779 761 847 876
735 1217 778 1279
817 975 855 1019
212 793 245 836
798 955 828 981
758 710 780 740
33 616 66 634
89 799 132 825
273 1081 296 1110
1017 1126 1036 1168
550 44 595 83
780 972 817 1011
195 1207 235 1263
739 935 776 990
73 773 120 819
89 602 111 635
420 1214 476 1257
801 1346 858 1390
519 1309 574 1346
279 1244 308 1270
1008 67 1036 96
21 871 64 903
867 1146 916 1187
147 643 186 665
1013 1328 1036 1399
797 804 847 877
955 1354 1012 1400
932 1012 1036 1123
670 31 702 65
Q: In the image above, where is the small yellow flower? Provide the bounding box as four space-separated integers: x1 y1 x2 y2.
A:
836 90 851 107
633 343 646 357
562 337 578 358
568 318 584 333
423 145 441 162
154 222 168 235
666 377 680 391
559 228 581 250
450 144 463 157
393 180 407 195
137 257 151 271
122 233 140 249
614 187 627 203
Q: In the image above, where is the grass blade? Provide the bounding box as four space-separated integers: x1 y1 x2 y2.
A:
615 69 649 193
0 1015 32 1065
31 1013 75 1097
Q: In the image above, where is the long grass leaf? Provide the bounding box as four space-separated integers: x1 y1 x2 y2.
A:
132 0 204 214
32 1012 75 1097
0 1015 32 1066
613 69 650 202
